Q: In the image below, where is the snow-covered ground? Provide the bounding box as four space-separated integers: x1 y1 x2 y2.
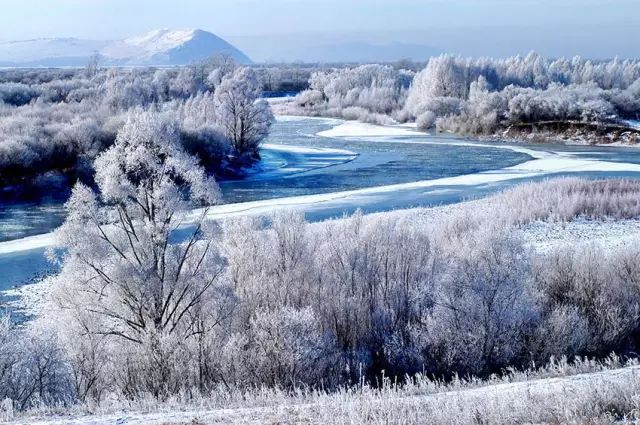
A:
317 120 423 137
523 218 640 253
2 276 52 317
0 233 53 255
11 365 640 425
271 115 341 123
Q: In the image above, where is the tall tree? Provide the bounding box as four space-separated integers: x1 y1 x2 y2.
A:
51 111 229 396
214 68 273 158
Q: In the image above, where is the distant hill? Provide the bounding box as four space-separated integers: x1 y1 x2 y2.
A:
0 29 252 67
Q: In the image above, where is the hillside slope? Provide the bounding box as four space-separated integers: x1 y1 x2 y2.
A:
0 29 251 67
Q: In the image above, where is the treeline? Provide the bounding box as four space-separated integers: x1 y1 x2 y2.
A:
0 59 273 191
286 53 640 140
4 172 640 409
277 64 414 124
406 54 640 135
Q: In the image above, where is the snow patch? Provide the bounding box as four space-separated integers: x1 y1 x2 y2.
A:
261 143 356 156
523 218 640 253
318 121 422 138
0 233 53 255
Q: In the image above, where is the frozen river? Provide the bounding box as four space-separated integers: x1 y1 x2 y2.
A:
3 116 640 297
0 116 530 242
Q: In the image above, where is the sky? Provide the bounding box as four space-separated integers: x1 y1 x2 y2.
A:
0 0 639 61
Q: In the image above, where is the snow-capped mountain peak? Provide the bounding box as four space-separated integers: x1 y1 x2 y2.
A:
124 28 199 53
0 29 251 67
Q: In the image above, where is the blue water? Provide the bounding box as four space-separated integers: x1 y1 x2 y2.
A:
219 118 532 203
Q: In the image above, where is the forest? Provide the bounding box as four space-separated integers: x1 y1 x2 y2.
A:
0 59 279 197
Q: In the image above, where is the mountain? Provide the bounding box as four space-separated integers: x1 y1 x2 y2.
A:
0 29 251 67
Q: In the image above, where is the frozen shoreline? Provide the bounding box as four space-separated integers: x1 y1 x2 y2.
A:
9 199 640 319
4 117 640 257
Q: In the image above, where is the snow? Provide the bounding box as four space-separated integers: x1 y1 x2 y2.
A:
246 142 358 181
125 29 196 53
265 96 298 105
523 218 640 253
2 276 53 317
274 115 341 123
261 143 355 156
103 29 200 61
0 38 108 63
317 121 423 138
0 233 53 255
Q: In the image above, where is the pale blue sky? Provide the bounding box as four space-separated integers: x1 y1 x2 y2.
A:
1 0 639 59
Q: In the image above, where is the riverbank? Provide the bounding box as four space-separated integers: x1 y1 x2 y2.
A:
272 96 640 147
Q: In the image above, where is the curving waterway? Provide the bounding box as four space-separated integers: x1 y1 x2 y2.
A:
4 116 640 297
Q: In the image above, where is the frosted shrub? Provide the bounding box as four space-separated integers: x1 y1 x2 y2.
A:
289 64 411 121
0 317 72 411
295 89 324 107
532 305 589 360
0 82 37 106
416 110 436 129
535 244 640 354
424 227 535 374
341 106 395 125
14 177 640 411
243 307 340 387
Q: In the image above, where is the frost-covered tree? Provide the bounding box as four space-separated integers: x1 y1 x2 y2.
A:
0 316 71 411
205 53 238 90
85 54 101 79
404 53 640 131
424 227 535 374
49 111 229 397
214 67 273 157
292 64 412 123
